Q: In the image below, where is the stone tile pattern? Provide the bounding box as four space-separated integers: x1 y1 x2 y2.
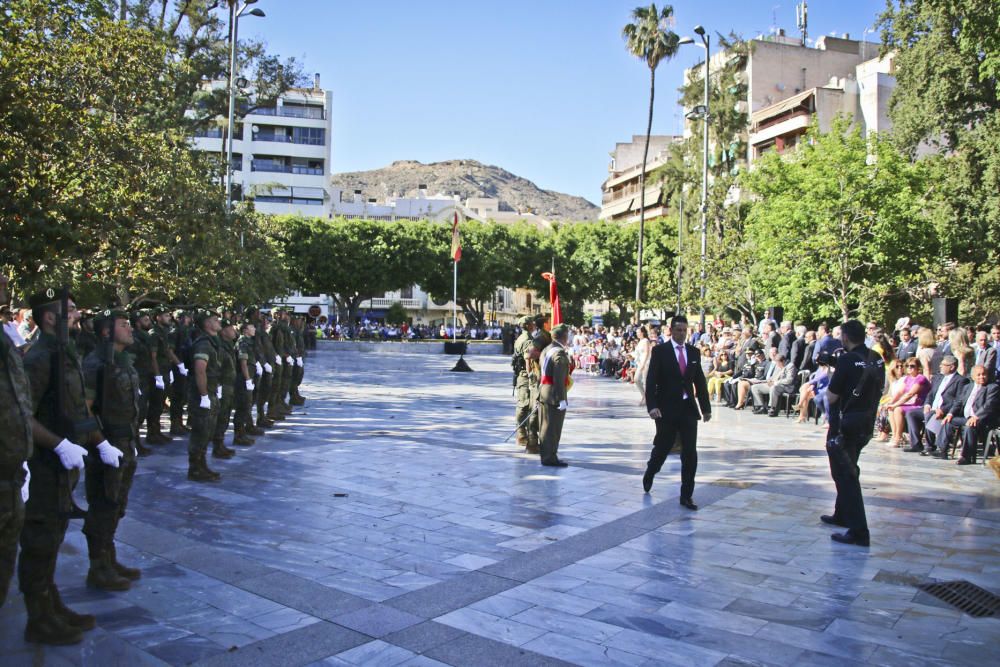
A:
1 348 998 666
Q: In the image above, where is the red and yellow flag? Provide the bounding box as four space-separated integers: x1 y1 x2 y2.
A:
450 212 462 262
541 271 561 326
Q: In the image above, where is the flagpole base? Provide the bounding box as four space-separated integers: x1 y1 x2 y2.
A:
450 355 473 372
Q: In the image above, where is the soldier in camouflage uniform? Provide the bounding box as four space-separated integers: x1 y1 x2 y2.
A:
20 290 102 645
74 312 98 361
0 274 32 607
168 309 192 436
234 320 262 444
187 309 223 482
210 318 238 459
289 314 307 405
82 309 141 592
248 307 276 429
126 309 156 455
146 306 179 445
512 316 537 451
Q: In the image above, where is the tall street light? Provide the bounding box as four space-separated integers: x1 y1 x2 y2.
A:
679 25 709 329
225 0 266 230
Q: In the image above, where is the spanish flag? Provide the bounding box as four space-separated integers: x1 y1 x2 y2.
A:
451 212 461 262
541 270 561 326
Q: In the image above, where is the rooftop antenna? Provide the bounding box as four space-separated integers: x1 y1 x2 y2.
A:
771 5 780 35
796 1 808 46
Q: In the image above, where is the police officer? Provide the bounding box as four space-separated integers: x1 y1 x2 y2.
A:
20 289 102 645
233 320 261 444
248 307 276 428
823 319 884 547
127 309 156 454
146 306 179 445
0 274 32 607
187 309 223 482
168 309 192 436
512 316 537 451
210 318 238 459
82 309 141 591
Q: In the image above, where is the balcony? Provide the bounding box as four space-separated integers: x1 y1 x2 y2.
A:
251 161 323 175
368 297 422 309
251 106 325 120
252 133 325 146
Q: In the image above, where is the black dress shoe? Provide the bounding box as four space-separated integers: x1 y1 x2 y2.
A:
642 472 653 493
920 449 933 456
831 531 870 547
820 514 848 527
903 445 924 452
957 458 975 466
767 410 779 418
933 449 949 459
541 460 568 467
679 498 698 510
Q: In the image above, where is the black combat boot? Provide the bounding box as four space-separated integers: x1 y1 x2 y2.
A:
233 429 254 446
169 418 187 436
211 438 235 459
188 453 220 482
86 554 131 591
50 584 96 631
109 543 141 581
23 590 83 645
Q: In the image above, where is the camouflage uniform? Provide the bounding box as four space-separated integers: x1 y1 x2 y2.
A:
512 317 536 451
0 326 32 605
187 311 222 481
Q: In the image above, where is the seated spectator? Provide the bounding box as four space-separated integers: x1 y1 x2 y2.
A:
732 349 769 409
951 328 975 377
915 327 937 377
699 344 713 374
875 361 906 442
904 355 967 454
886 359 931 447
795 355 831 423
938 364 1000 464
896 324 918 361
706 351 733 403
751 353 797 416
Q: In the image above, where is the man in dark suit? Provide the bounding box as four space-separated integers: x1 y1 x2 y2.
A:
761 321 781 354
777 321 794 361
788 325 806 371
904 356 967 453
973 330 997 384
800 330 817 374
895 326 918 362
939 365 1000 464
643 315 711 509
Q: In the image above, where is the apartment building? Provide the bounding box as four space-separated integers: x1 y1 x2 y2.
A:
599 135 682 222
191 74 333 216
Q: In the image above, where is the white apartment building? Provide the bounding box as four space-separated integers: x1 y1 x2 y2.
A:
191 74 333 216
599 135 683 222
330 186 461 221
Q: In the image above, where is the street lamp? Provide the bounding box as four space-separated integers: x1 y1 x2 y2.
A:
225 0 266 232
679 25 709 328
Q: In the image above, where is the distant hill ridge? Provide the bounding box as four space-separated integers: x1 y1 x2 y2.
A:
330 159 599 221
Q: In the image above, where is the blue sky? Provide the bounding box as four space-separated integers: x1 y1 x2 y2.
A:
249 0 887 204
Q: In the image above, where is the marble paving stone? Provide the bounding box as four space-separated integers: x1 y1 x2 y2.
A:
5 348 1000 666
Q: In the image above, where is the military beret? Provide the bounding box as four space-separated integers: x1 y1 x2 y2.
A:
172 309 186 319
151 305 170 316
551 323 570 338
533 314 547 325
28 288 74 310
219 317 235 329
94 308 129 329
136 308 153 318
518 315 533 326
194 308 220 327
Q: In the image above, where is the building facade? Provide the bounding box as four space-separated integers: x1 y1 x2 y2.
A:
192 75 333 217
599 135 682 222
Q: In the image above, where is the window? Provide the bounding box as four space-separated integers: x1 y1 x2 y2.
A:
400 286 413 299
291 127 325 145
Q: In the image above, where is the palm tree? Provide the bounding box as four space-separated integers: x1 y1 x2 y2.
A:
623 4 680 320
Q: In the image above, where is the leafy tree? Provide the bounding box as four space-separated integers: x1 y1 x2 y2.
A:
742 119 934 322
385 301 409 325
622 3 680 311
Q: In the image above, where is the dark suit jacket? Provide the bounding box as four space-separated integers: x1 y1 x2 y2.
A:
778 332 794 360
946 382 1000 422
801 341 817 372
922 373 968 410
789 336 806 370
645 341 711 418
974 346 997 383
896 339 918 361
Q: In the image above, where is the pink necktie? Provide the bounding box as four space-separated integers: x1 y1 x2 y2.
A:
676 344 686 375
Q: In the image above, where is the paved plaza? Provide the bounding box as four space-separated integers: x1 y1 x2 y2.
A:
2 345 999 666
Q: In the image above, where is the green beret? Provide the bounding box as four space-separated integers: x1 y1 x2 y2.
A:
94 308 129 329
172 309 186 319
138 308 153 318
552 323 570 338
28 288 74 310
518 316 533 326
194 308 220 327
219 317 234 329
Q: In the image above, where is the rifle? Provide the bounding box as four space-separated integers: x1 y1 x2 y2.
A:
51 287 86 519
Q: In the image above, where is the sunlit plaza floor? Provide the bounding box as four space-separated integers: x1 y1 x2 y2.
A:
2 344 999 666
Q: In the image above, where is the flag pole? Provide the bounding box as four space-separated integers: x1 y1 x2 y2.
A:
452 256 457 341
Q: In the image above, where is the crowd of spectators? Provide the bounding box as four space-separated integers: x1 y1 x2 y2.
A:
312 317 503 342
552 317 1000 469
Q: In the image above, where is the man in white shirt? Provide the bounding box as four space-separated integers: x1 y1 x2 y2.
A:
938 365 1000 463
905 355 967 454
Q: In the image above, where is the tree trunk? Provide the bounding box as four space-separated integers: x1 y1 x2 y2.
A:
634 66 656 323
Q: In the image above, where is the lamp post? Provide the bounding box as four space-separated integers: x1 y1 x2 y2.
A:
225 0 266 233
679 25 709 328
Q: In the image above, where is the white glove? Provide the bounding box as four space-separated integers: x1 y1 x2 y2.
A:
264 363 272 374
216 385 222 399
558 400 568 411
21 462 30 503
199 394 211 409
245 379 255 391
168 370 174 384
154 375 165 390
275 355 282 366
177 363 189 377
285 355 293 365
53 439 88 470
96 440 124 468
255 361 263 376
296 356 303 367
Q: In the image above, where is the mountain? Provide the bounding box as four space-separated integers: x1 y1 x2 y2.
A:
330 159 599 221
